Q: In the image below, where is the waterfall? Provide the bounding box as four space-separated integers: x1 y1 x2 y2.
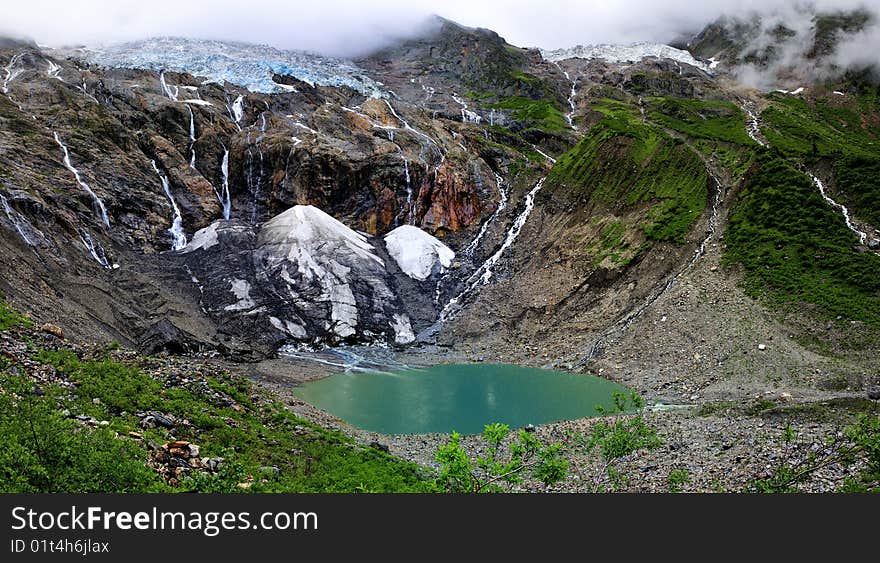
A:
533 146 557 164
187 105 197 168
383 100 443 162
394 157 414 226
451 92 481 124
462 173 508 256
78 77 99 104
0 193 36 246
742 101 766 147
151 160 187 250
552 62 578 130
218 146 231 220
78 229 111 269
53 132 110 227
404 159 412 223
159 71 179 101
232 95 244 124
810 173 868 245
440 177 547 320
2 53 23 94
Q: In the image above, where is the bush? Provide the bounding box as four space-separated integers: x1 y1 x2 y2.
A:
435 423 568 493
0 374 162 493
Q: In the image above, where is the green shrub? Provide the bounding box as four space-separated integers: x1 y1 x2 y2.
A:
434 422 568 493
547 99 708 243
0 374 163 493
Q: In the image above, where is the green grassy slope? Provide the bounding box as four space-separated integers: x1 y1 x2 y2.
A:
547 99 708 244
723 155 880 325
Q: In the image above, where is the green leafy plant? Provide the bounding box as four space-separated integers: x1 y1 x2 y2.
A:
667 468 691 493
435 423 568 493
573 391 662 492
746 414 880 493
0 373 163 493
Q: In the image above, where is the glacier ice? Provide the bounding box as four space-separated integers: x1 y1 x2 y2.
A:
384 225 455 281
81 37 385 96
541 42 711 73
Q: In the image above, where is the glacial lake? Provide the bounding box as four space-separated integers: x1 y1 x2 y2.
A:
291 363 632 435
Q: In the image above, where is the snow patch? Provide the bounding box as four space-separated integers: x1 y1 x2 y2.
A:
384 225 455 281
390 314 415 344
182 99 212 106
224 279 256 311
182 221 221 253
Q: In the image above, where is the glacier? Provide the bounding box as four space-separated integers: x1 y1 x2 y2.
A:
79 37 385 96
541 42 712 73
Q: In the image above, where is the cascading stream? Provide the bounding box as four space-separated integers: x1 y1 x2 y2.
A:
393 156 414 226
440 177 547 321
451 92 481 124
231 95 244 124
0 193 38 246
151 160 187 250
2 53 23 94
217 145 232 220
742 101 767 147
552 62 578 130
743 100 868 246
809 173 868 246
53 132 110 228
45 59 64 82
187 105 197 168
159 71 179 101
383 100 444 163
462 172 508 256
78 228 111 269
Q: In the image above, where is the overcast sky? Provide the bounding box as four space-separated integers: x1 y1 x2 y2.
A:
1 0 877 56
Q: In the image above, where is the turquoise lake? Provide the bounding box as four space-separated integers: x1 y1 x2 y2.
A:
291 363 632 435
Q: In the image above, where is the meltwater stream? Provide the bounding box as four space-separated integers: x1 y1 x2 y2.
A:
440 177 546 320
53 132 110 228
552 62 578 130
187 105 197 168
809 173 869 245
216 146 232 220
151 160 187 250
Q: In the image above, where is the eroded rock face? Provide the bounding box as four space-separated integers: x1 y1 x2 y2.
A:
0 36 513 350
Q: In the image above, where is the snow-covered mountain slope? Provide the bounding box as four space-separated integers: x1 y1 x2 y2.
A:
384 225 454 281
79 37 384 95
541 42 711 72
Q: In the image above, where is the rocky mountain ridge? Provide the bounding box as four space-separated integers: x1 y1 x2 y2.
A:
0 10 878 384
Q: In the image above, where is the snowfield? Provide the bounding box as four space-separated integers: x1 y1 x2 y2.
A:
384 225 455 281
541 42 712 73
